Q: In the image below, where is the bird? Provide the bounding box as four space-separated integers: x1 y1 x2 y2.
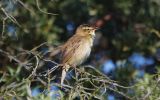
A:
50 24 97 85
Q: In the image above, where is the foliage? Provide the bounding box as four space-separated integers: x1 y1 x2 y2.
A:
0 0 160 99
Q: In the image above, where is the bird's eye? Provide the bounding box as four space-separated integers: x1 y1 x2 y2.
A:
86 29 90 31
82 27 93 31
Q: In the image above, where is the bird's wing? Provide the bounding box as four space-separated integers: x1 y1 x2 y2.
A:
60 36 82 85
61 35 82 64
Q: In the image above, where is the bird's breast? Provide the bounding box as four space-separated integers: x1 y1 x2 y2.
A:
72 40 92 66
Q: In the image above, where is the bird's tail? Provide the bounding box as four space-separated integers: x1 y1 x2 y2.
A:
61 64 70 85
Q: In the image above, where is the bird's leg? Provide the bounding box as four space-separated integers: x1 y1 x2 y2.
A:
61 64 70 85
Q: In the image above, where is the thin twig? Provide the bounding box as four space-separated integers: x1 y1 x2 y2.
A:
35 0 58 15
17 0 35 14
1 7 20 26
1 17 8 38
28 55 39 78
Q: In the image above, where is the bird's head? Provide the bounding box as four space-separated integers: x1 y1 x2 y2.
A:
75 24 98 37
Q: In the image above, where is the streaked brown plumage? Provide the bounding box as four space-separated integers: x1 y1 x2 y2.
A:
50 24 97 85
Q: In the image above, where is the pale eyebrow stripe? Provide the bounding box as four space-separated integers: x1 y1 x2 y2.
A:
82 27 93 30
